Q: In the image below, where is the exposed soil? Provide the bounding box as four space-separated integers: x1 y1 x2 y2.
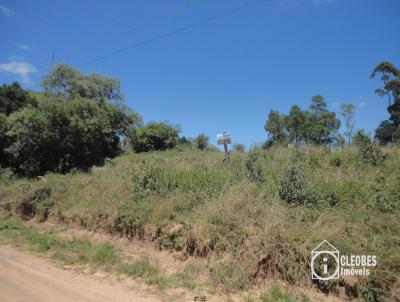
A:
0 245 185 302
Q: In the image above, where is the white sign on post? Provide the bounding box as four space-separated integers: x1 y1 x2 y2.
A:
217 133 231 145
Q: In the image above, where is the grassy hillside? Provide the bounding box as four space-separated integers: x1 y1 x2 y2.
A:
0 146 399 301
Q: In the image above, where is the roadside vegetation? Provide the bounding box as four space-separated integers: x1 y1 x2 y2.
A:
1 145 399 301
0 61 399 301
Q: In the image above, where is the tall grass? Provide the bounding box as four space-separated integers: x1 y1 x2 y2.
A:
1 146 399 301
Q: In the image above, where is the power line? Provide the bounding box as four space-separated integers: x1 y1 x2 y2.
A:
77 0 269 67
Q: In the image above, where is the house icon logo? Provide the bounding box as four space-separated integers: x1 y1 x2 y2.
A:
311 240 339 280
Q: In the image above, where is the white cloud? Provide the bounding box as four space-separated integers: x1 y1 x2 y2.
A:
312 0 337 5
358 101 365 107
0 60 37 83
0 5 14 16
16 43 31 50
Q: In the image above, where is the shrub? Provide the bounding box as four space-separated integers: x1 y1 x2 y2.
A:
371 172 400 212
133 122 180 152
245 148 266 181
193 133 209 150
130 159 229 204
353 130 386 165
233 143 246 152
279 162 316 205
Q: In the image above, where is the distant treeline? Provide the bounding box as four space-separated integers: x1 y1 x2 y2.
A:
264 61 400 148
0 61 399 176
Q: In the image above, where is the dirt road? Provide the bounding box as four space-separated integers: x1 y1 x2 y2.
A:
0 246 167 302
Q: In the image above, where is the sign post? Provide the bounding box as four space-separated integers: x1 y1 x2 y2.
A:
217 132 232 162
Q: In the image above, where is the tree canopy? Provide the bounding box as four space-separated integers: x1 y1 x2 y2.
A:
0 64 142 176
373 61 400 144
264 95 340 146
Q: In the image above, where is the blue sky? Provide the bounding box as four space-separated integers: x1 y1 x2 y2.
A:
1 0 399 148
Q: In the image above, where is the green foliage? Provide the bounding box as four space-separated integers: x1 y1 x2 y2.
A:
41 63 123 101
264 110 287 144
0 218 119 266
1 146 400 300
279 154 316 205
0 82 34 116
353 130 386 165
133 122 180 152
265 96 340 146
0 65 141 176
245 147 266 181
130 158 229 204
372 61 400 144
5 96 121 175
371 172 400 212
371 61 400 106
260 285 304 302
118 258 168 289
193 133 209 150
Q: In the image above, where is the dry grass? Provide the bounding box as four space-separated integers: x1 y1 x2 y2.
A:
1 146 399 301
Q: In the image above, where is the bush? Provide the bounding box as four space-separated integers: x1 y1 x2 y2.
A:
353 130 386 165
233 143 246 152
133 122 180 152
245 148 266 181
279 162 316 205
193 133 209 150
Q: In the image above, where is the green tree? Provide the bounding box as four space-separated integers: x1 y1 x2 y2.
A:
264 110 287 144
193 133 209 150
372 61 400 144
2 64 141 175
340 103 356 144
0 82 34 116
307 96 340 145
5 96 122 176
371 61 400 106
264 96 339 146
41 63 123 101
133 122 180 152
286 105 307 144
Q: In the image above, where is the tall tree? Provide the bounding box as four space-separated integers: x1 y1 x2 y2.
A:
41 63 123 102
264 110 287 144
307 95 340 145
286 105 306 145
264 96 339 146
372 61 400 144
340 103 356 144
371 61 400 106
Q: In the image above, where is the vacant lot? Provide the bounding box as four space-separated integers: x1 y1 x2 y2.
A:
1 146 399 301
